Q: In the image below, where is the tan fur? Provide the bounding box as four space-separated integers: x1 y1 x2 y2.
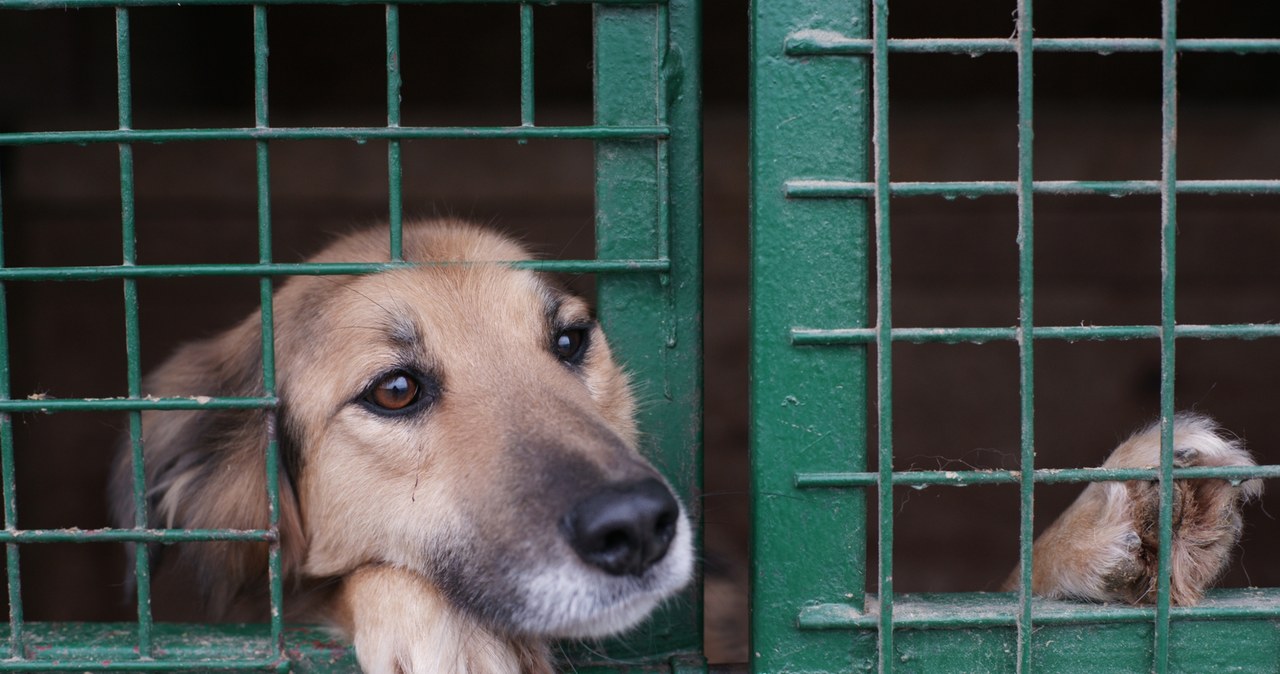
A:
1005 414 1261 605
333 567 552 674
111 220 693 673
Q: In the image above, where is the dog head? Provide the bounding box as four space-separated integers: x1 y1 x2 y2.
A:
111 220 692 638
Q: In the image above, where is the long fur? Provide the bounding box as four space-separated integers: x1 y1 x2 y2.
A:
110 220 693 672
1005 413 1261 604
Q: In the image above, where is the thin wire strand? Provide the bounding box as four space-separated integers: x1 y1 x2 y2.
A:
1015 1 1036 669
1154 0 1179 669
870 0 894 671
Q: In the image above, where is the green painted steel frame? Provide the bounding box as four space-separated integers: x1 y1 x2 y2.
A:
0 0 703 671
750 0 1280 672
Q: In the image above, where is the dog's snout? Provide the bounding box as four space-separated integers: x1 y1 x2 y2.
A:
562 478 679 577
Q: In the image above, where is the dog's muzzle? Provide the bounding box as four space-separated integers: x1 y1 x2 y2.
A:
561 478 680 577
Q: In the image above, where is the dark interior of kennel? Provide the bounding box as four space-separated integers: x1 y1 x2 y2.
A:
1 1 1278 665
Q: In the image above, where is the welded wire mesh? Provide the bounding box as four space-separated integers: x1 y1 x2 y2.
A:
0 0 702 670
751 1 1280 672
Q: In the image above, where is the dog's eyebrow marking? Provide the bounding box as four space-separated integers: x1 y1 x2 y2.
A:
543 288 565 328
543 284 592 326
385 313 421 349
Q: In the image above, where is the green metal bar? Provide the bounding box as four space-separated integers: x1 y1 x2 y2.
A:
794 464 1280 488
114 6 153 658
750 0 870 670
801 611 1280 672
651 2 677 363
519 3 535 127
0 140 23 661
0 661 283 671
869 0 894 670
0 622 361 672
0 0 660 6
784 34 1280 55
654 3 672 266
657 4 704 656
587 1 703 664
0 126 669 146
1013 1 1035 670
800 607 1278 631
261 273 284 654
0 397 275 413
385 4 403 261
251 4 285 655
797 588 1280 630
791 324 1280 344
0 529 273 543
785 179 1280 198
1154 0 1179 670
0 259 670 282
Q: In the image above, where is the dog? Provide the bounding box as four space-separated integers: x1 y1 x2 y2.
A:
1006 413 1261 605
110 220 694 673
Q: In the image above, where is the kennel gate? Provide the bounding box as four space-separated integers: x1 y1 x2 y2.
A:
750 0 1280 672
0 0 704 671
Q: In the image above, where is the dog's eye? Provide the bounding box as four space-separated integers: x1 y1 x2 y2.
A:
366 372 420 412
553 327 590 364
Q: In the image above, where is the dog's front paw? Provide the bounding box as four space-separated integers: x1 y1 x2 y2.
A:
335 566 552 674
1007 414 1261 605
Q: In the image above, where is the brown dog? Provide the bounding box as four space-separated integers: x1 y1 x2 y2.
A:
110 221 693 673
1007 414 1261 605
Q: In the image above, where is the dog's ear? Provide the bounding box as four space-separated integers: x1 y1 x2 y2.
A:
110 315 307 616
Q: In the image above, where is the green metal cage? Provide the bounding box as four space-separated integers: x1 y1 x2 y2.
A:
751 0 1280 672
0 0 703 671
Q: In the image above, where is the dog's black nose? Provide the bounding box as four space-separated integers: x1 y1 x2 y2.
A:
562 478 680 577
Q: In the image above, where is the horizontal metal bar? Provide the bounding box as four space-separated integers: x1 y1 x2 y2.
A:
799 589 1280 631
785 33 1280 56
0 396 275 413
795 464 1280 489
791 324 1280 346
1 0 663 8
785 179 1280 199
0 528 272 543
0 660 281 671
0 259 670 282
0 125 669 147
0 623 357 671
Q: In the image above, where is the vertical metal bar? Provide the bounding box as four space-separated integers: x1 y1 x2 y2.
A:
1155 0 1179 670
870 0 893 671
653 4 675 357
593 0 703 662
519 3 535 128
252 5 285 653
385 4 403 261
1014 0 1036 671
658 0 704 660
749 0 869 669
0 157 23 662
116 7 153 658
655 3 671 266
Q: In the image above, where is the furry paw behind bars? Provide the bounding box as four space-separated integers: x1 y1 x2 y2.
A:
1006 414 1260 605
109 221 693 674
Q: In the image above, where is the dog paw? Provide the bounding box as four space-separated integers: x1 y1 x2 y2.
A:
335 566 552 674
1007 414 1261 605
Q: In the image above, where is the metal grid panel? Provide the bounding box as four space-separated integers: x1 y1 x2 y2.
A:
750 1 1280 672
0 0 703 670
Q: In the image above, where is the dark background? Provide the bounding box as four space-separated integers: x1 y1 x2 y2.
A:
2 1 1279 664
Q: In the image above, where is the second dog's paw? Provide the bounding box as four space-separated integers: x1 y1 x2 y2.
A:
1008 414 1260 605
